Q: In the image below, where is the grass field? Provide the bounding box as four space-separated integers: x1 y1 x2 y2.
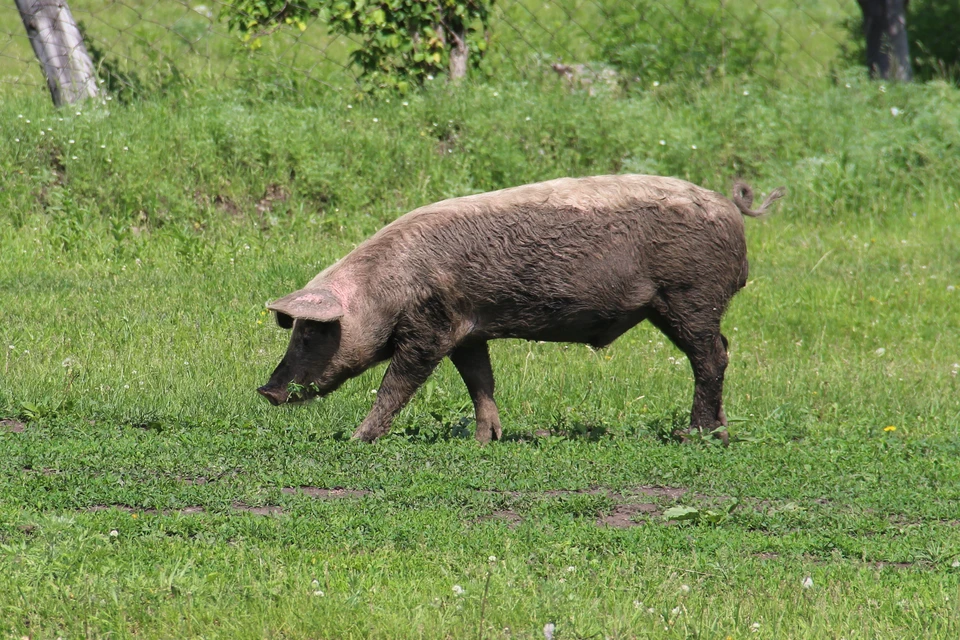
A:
2 73 960 637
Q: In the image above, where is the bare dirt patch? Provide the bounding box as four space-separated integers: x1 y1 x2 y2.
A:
281 486 370 499
597 503 660 528
84 504 206 516
482 509 523 528
256 183 290 214
232 502 284 516
1 418 27 433
479 485 689 501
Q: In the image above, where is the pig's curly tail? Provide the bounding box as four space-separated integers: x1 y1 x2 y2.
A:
732 181 786 217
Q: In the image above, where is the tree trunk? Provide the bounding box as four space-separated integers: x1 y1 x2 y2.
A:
858 0 913 81
448 28 468 82
15 0 100 106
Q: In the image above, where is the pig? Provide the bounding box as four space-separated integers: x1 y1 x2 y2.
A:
257 174 784 444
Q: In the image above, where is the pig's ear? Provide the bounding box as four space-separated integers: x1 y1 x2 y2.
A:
266 288 344 323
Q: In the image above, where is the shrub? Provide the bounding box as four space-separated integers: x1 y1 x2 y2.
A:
221 0 492 92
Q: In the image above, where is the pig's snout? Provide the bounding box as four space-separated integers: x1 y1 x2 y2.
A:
257 385 289 406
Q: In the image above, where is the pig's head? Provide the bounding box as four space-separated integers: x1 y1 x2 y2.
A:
257 287 355 406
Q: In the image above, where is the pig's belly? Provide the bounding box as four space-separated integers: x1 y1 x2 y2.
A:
473 303 649 349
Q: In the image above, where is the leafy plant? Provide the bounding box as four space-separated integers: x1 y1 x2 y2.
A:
221 0 493 91
664 500 738 525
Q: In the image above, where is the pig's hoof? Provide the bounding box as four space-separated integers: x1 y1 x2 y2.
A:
475 421 503 444
351 428 379 443
672 427 729 447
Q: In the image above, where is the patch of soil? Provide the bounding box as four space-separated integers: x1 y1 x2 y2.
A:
214 194 241 217
480 485 689 500
755 552 781 560
22 467 58 476
870 561 916 570
485 509 523 528
232 502 284 516
84 504 206 516
1 418 26 433
256 183 289 214
281 486 370 499
597 503 660 528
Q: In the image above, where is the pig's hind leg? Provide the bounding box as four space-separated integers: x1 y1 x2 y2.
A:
648 294 729 445
450 341 503 443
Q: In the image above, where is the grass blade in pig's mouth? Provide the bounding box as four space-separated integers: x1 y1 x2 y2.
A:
284 381 322 404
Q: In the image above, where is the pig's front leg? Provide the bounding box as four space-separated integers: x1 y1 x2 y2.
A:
352 340 446 443
450 341 503 443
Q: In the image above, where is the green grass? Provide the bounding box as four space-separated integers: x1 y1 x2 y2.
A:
2 77 960 637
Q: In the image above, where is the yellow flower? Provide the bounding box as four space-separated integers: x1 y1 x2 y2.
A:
884 426 896 432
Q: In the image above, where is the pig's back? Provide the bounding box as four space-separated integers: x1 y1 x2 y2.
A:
339 175 748 343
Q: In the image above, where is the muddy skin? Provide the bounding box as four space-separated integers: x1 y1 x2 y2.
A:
257 174 784 444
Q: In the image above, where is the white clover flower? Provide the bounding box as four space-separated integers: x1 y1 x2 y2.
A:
875 347 886 356
952 559 960 568
313 589 325 596
109 529 119 537
802 576 813 589
488 555 497 563
743 90 750 95
76 111 81 116
373 118 379 123
525 116 531 121
890 107 900 117
566 565 575 572
652 81 660 87
402 101 408 106
69 139 75 144
633 600 643 609
659 140 666 145
680 584 690 593
543 623 555 640
452 584 465 596
691 144 697 150
751 622 761 632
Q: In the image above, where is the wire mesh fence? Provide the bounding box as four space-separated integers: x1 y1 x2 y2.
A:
2 0 861 101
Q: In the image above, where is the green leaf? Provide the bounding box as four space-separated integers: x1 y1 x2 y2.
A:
663 506 700 521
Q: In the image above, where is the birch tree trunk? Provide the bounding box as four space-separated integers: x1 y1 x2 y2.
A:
15 0 100 106
448 28 468 82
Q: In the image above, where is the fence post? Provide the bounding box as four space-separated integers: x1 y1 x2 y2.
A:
15 0 100 106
